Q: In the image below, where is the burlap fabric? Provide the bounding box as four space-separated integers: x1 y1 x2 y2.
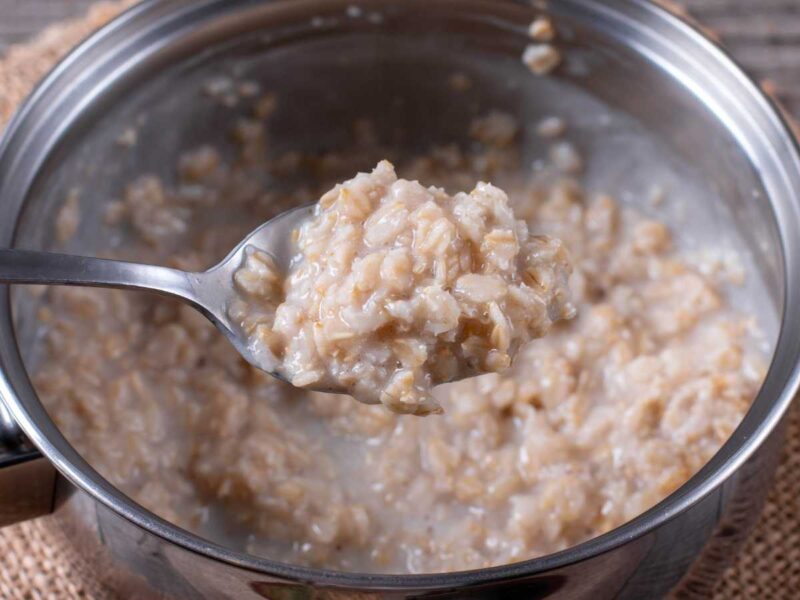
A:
0 2 798 598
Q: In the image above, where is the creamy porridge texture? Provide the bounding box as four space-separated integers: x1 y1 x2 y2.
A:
523 15 561 76
231 160 574 415
31 103 767 573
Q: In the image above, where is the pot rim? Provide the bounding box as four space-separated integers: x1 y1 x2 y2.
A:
1 0 800 590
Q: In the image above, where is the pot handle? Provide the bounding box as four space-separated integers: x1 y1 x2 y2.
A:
0 399 56 527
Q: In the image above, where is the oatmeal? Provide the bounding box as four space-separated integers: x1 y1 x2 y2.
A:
54 189 81 244
536 116 566 139
523 14 561 76
230 160 574 415
29 105 767 573
528 17 556 42
522 44 562 76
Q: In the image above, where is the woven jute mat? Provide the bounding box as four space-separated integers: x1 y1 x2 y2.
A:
1 2 799 598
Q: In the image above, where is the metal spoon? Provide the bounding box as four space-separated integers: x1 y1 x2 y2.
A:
0 204 316 389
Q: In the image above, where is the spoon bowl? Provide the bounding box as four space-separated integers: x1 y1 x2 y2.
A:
0 203 318 390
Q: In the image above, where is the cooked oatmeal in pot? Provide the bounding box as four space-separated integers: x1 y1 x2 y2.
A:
230 160 574 415
30 106 767 573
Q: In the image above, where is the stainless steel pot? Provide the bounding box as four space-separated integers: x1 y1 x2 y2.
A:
1 0 799 598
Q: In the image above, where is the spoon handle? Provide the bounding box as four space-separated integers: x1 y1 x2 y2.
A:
0 248 198 301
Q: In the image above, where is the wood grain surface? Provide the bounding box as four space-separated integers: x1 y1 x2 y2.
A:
684 0 800 115
0 0 97 51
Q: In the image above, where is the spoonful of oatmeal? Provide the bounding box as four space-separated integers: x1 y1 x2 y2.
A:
0 161 574 415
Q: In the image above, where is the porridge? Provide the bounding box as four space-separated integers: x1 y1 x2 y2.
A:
230 160 574 415
523 16 561 76
31 101 767 573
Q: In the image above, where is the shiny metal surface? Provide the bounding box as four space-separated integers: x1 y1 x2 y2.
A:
0 204 314 388
0 0 799 598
